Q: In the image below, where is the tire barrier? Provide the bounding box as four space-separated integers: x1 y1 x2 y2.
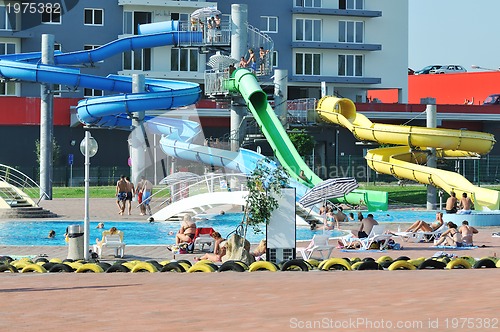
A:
105 264 130 273
356 261 383 270
187 262 217 273
446 258 472 270
161 262 187 273
387 260 416 270
0 264 18 273
321 258 352 271
281 259 309 272
75 263 105 273
248 261 279 272
218 261 246 272
130 262 158 273
417 259 446 270
306 259 320 269
473 258 497 269
146 260 163 271
49 263 75 273
21 264 47 273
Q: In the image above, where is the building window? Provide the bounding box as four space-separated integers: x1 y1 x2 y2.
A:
84 88 103 97
123 11 152 34
54 43 61 51
171 12 190 22
295 0 321 7
0 5 16 30
339 21 363 43
0 42 16 95
295 19 321 42
84 8 103 26
42 8 61 24
260 16 278 33
338 54 363 76
271 51 278 67
171 48 198 72
295 52 321 75
123 49 151 71
339 0 363 10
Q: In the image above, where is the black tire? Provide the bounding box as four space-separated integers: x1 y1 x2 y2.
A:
146 260 163 271
0 256 13 264
160 262 187 273
0 264 18 273
362 257 375 262
394 256 411 261
175 259 192 267
105 264 130 273
63 258 75 263
379 261 393 269
35 257 49 264
473 258 497 269
281 259 309 272
113 259 127 265
418 259 446 270
49 263 75 273
42 262 56 271
357 261 383 270
218 261 246 272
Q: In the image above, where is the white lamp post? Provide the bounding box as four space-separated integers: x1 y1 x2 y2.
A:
80 131 98 260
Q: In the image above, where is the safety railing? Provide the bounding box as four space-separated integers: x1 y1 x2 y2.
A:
0 164 48 205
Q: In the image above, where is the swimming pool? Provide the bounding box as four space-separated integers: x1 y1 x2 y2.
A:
0 210 440 246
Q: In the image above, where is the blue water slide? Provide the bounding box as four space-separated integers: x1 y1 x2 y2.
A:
0 21 203 139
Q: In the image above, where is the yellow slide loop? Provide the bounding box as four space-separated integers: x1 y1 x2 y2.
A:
387 260 416 270
187 263 216 273
131 262 158 273
321 258 352 271
248 261 278 272
446 258 472 270
376 256 393 264
21 264 47 273
75 263 105 273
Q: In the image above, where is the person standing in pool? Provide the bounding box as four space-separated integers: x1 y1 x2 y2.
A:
115 175 128 215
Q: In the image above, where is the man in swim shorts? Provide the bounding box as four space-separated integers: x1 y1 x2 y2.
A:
115 175 128 215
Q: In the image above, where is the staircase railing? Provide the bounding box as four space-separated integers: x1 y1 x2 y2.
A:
0 164 48 206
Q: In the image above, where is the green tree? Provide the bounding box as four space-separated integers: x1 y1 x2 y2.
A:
35 137 61 165
242 160 290 235
288 129 315 157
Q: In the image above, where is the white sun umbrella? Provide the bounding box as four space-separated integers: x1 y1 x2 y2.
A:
207 52 238 71
298 177 359 208
191 7 221 20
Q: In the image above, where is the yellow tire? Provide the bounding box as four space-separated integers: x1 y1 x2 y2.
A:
460 256 476 266
496 260 500 268
408 258 425 268
233 261 249 270
49 258 63 264
131 262 158 273
194 259 213 265
481 256 498 264
11 261 30 270
376 255 393 264
179 262 192 271
388 260 416 270
75 263 105 273
446 258 471 270
187 263 216 273
321 258 352 271
65 262 83 270
306 259 320 269
21 264 47 273
248 261 278 272
121 262 136 270
350 257 361 264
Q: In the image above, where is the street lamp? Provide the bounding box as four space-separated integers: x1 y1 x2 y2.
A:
80 131 98 260
471 65 500 71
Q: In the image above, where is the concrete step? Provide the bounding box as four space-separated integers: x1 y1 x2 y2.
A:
0 206 59 219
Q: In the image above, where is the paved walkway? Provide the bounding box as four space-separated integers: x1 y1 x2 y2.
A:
1 198 500 331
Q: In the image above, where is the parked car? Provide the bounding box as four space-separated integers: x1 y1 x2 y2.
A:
431 65 467 74
414 65 442 75
483 94 500 105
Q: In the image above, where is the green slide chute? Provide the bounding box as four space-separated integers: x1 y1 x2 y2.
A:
226 69 387 211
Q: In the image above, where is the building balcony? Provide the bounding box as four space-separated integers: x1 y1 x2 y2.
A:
292 42 381 51
292 8 381 18
118 0 217 8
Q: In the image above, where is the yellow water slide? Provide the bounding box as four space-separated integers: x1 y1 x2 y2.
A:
316 97 500 211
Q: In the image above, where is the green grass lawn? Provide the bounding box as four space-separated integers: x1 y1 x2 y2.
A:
48 183 500 206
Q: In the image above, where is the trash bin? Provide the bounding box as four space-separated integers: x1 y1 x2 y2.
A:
67 224 84 260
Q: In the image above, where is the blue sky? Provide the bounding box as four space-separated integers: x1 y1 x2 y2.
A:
409 0 499 72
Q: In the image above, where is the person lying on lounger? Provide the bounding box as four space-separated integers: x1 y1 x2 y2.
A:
405 212 443 233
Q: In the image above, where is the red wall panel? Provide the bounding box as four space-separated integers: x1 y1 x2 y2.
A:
0 97 79 126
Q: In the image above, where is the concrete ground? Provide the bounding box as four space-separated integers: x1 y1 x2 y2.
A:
1 198 500 331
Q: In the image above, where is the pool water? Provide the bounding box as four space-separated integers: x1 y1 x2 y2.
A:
0 210 437 246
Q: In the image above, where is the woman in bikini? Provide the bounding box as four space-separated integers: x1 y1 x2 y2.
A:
405 212 443 232
175 214 197 245
433 222 462 246
194 232 226 262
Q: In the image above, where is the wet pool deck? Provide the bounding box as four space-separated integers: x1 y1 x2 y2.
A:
1 198 500 331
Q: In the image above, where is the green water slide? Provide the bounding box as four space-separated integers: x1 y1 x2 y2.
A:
226 69 388 211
